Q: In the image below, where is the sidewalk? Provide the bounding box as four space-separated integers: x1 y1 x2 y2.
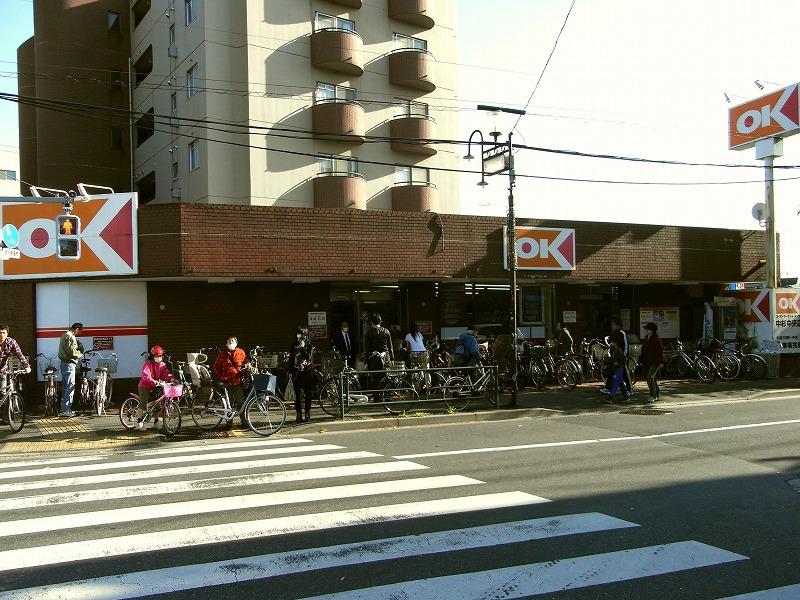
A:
2 377 798 456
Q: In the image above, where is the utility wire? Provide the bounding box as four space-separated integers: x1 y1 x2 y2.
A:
513 0 577 131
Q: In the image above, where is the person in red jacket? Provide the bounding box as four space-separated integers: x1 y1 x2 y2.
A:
137 345 173 430
641 322 666 403
213 336 248 427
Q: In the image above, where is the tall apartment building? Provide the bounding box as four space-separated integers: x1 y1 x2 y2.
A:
130 0 459 212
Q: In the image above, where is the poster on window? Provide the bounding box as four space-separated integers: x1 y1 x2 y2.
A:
639 307 679 338
520 288 543 324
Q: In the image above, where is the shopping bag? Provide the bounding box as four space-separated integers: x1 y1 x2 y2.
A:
284 377 296 403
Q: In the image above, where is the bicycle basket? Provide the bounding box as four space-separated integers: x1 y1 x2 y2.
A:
388 361 406 371
321 352 346 376
253 374 277 393
408 351 429 367
97 356 118 374
38 356 59 377
591 344 609 361
163 383 183 398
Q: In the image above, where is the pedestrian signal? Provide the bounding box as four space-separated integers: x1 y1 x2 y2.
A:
55 214 81 260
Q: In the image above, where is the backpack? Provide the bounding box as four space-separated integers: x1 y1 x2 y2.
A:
452 341 468 367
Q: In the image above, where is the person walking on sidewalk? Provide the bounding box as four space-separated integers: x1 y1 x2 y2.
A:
288 327 315 423
641 322 665 403
602 317 631 402
57 322 84 417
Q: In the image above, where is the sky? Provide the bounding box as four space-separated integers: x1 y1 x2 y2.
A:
0 0 797 277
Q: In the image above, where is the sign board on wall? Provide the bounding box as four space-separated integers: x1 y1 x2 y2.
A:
562 310 576 324
308 325 327 339
0 193 138 279
639 307 679 338
92 336 114 350
416 321 433 335
307 311 327 326
729 83 800 150
720 289 800 353
503 226 576 271
620 309 631 331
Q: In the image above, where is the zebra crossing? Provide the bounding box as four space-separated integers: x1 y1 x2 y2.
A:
0 436 786 599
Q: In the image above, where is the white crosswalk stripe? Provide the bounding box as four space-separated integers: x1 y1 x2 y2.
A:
0 435 756 599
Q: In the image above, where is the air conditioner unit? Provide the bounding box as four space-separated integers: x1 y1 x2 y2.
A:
168 46 179 58
171 187 182 199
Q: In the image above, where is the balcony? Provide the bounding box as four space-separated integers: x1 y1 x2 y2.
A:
388 49 435 92
312 100 365 143
314 172 366 209
390 115 436 156
328 0 362 7
311 29 364 76
388 0 434 29
391 182 437 212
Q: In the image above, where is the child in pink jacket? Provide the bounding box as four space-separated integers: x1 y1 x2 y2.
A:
137 345 173 429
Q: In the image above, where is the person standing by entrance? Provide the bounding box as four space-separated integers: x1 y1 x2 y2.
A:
58 322 84 417
641 322 665 403
363 314 393 393
555 321 574 356
289 327 315 423
332 320 356 367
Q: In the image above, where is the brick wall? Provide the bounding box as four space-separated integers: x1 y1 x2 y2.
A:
137 203 767 283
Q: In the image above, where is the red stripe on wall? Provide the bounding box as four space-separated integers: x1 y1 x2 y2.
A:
37 327 149 338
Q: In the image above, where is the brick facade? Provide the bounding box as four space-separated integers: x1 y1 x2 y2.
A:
138 203 767 283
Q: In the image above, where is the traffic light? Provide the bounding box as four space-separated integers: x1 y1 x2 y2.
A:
55 214 81 260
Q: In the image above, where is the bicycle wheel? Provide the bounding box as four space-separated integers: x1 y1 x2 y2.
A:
7 392 25 432
94 386 104 417
442 376 471 412
742 354 767 380
694 355 716 383
245 392 287 437
318 376 351 417
191 389 224 430
380 377 417 415
119 396 139 430
529 359 548 389
715 354 740 381
666 354 692 379
161 399 182 438
44 382 58 416
556 360 579 391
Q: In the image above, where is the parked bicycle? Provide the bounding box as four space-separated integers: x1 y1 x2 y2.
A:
120 381 182 437
91 352 117 416
36 353 60 416
441 361 501 412
191 368 286 436
1 369 26 432
663 340 715 383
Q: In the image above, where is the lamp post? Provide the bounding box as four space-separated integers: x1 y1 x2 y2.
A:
465 104 526 408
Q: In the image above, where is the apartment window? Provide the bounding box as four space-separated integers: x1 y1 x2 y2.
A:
396 98 429 117
170 92 177 113
107 11 121 33
188 140 199 171
171 160 179 181
314 12 355 32
185 0 195 25
110 127 124 150
186 64 198 97
318 155 358 176
315 82 356 103
393 33 427 51
0 169 16 181
169 24 175 45
395 165 429 184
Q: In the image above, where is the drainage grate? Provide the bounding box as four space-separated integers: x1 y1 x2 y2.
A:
619 408 674 416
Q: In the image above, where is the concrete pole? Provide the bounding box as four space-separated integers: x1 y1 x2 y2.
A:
755 137 782 289
507 132 518 408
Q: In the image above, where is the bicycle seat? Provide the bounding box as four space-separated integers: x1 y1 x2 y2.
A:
43 366 57 375
95 367 108 373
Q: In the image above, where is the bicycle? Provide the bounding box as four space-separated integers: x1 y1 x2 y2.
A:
191 370 286 436
91 351 117 416
0 369 27 432
733 343 768 380
36 353 60 416
120 381 182 437
441 361 500 412
166 355 197 411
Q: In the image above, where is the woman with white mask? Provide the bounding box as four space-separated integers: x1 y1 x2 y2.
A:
212 336 248 428
136 345 173 430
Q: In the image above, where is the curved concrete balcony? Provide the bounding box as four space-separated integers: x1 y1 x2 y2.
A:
311 29 364 76
329 0 362 7
391 182 437 212
388 0 434 29
388 49 435 92
314 173 366 209
390 115 436 156
312 100 366 143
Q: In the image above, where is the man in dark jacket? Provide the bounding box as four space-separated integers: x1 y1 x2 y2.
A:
363 314 393 391
641 322 665 402
332 320 356 367
602 316 632 402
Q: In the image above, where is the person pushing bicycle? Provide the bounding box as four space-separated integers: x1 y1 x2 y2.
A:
0 323 31 423
137 345 173 430
213 336 249 428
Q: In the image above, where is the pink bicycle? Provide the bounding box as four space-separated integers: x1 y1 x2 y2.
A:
119 381 182 437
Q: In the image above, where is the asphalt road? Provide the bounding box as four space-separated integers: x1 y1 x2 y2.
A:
0 395 799 599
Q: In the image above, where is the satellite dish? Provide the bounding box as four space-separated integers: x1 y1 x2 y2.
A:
751 202 766 224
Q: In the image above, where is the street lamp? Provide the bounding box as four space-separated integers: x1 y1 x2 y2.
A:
466 104 526 407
